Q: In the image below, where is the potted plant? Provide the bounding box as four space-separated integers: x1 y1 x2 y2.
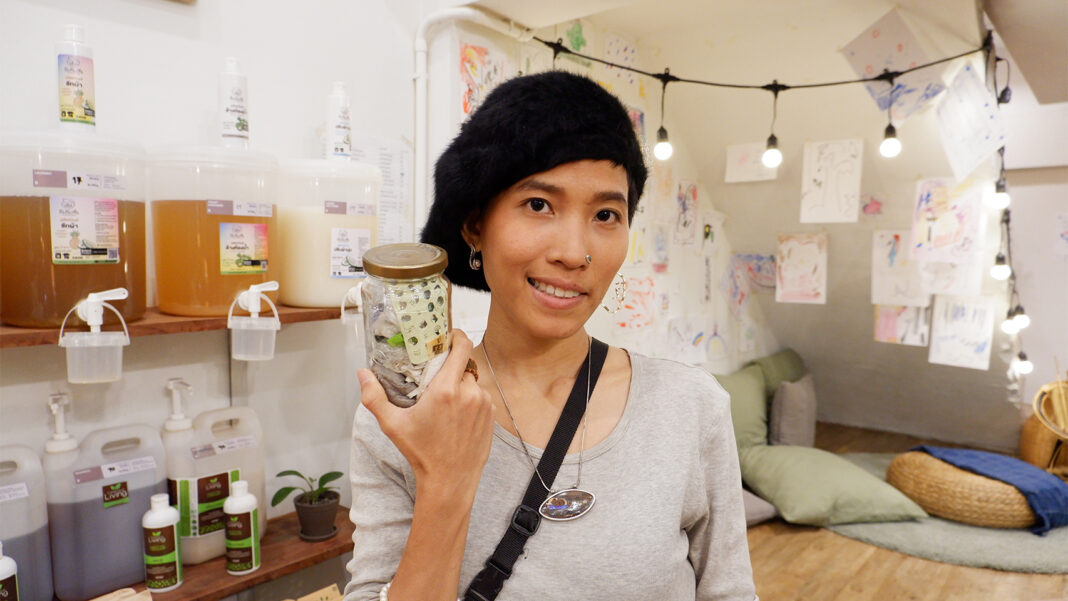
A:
271 469 344 541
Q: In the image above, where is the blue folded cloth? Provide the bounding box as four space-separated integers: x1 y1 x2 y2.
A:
914 445 1068 535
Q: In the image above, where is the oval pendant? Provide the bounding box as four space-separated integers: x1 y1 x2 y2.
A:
539 488 595 521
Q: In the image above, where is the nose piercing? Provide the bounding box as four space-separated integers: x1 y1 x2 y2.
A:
585 254 592 265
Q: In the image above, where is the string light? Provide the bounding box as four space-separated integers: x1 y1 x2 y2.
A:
879 74 902 158
1012 352 1034 375
1001 309 1020 335
1010 305 1030 330
990 252 1011 280
761 81 786 168
990 148 1011 209
652 69 677 161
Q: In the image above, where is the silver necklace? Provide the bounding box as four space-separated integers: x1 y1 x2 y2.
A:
482 338 596 522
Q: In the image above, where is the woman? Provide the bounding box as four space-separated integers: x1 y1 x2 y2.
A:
345 70 757 601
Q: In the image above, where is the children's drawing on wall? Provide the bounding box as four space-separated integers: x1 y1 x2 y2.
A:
928 295 995 370
626 226 648 266
841 9 946 122
460 42 506 117
721 257 750 319
775 232 828 304
862 194 883 216
724 142 778 182
675 181 698 245
732 253 777 293
800 138 863 223
936 63 1006 182
1056 212 1068 257
555 20 593 76
667 316 709 366
910 177 984 264
614 276 655 330
704 256 714 303
874 305 930 346
738 314 758 353
605 33 638 87
871 230 929 307
918 259 982 296
626 105 646 150
649 162 675 215
705 321 728 361
651 223 670 273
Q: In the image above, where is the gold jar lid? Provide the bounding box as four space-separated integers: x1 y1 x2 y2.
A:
362 243 448 279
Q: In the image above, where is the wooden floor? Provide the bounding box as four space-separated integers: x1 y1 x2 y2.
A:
747 423 1068 601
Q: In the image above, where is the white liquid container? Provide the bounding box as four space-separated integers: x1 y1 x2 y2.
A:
276 160 380 307
223 480 260 575
43 424 166 601
147 146 278 316
0 446 52 601
162 393 266 565
0 542 17 601
141 493 181 592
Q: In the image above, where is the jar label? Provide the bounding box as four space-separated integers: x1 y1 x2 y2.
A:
225 508 261 573
58 54 95 126
206 199 273 217
323 200 376 216
220 222 268 274
33 169 126 191
0 573 18 601
74 455 157 484
0 482 29 503
49 196 120 264
330 227 371 279
102 481 130 508
168 468 240 537
143 524 182 589
388 275 450 365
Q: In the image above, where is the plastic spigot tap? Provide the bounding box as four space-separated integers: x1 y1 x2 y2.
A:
76 288 129 332
46 393 78 452
237 281 279 318
340 283 363 325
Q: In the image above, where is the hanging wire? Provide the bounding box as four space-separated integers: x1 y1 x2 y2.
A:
654 68 676 128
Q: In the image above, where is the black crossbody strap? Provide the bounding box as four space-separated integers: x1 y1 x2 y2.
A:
463 338 609 601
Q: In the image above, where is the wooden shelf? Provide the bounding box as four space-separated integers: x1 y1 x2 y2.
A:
0 305 340 349
131 506 354 601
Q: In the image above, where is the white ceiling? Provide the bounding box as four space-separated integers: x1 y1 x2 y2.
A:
985 0 1068 105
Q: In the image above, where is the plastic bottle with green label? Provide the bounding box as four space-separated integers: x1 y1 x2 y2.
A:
141 494 181 592
0 542 19 601
223 480 260 575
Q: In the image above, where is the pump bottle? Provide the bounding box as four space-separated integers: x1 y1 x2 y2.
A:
142 494 182 592
223 481 260 575
0 542 18 601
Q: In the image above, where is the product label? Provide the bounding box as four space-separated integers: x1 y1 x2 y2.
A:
191 435 258 459
225 508 260 573
143 525 182 589
220 78 249 140
0 574 18 601
330 227 371 279
0 482 29 503
205 199 273 218
102 481 130 508
169 468 241 537
388 275 450 365
323 200 376 217
33 169 127 191
328 107 352 158
74 455 157 484
58 53 95 126
49 196 120 264
220 222 268 275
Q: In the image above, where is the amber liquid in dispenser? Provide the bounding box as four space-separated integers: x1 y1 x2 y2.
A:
0 196 146 327
152 200 278 316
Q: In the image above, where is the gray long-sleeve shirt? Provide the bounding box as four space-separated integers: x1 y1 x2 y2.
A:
344 352 758 601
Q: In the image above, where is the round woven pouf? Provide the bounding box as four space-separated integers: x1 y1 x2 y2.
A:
887 451 1035 529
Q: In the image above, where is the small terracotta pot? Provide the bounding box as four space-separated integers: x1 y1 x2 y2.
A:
294 490 340 541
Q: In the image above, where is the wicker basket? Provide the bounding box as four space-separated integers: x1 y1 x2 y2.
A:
887 451 1035 529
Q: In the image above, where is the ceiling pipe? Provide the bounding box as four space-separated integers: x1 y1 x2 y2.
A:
414 8 534 240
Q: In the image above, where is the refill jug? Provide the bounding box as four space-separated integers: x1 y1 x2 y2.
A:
0 445 53 601
0 131 146 327
161 379 266 564
43 396 166 601
147 146 277 316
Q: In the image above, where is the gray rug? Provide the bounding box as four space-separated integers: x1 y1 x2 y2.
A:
830 453 1068 574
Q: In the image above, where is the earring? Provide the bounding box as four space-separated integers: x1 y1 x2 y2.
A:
601 273 627 314
469 246 482 271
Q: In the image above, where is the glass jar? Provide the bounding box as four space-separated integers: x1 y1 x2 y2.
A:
361 243 450 407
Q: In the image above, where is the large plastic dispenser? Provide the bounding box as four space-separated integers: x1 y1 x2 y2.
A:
147 147 278 316
161 379 266 564
43 394 166 601
0 445 53 601
276 160 380 307
58 288 130 383
0 131 146 327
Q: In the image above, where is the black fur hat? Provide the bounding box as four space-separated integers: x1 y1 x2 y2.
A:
420 70 647 291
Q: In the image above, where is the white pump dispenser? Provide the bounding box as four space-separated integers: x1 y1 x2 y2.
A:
164 378 193 433
227 281 281 360
45 393 78 454
58 288 131 383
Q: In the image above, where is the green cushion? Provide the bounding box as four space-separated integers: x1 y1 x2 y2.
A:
749 348 807 397
739 445 927 526
715 364 767 450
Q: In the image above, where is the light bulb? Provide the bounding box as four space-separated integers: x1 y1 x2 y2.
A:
990 253 1011 281
1001 317 1020 335
879 124 901 158
653 126 673 161
990 178 1011 209
761 134 782 168
1012 306 1030 330
1012 352 1034 375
